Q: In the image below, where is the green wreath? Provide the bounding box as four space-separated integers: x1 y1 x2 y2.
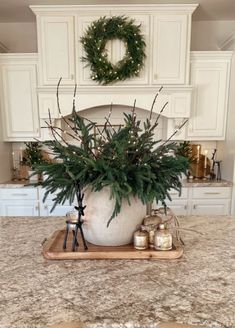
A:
81 16 146 85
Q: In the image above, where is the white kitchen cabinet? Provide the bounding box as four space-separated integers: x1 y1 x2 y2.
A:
154 187 188 215
39 188 75 216
41 203 75 216
36 15 75 86
77 13 110 85
0 187 75 217
31 5 197 88
188 52 232 140
190 200 231 215
152 14 190 85
154 185 232 216
165 187 188 215
109 13 150 85
0 54 40 141
0 201 40 216
0 202 4 215
0 188 40 216
189 186 231 215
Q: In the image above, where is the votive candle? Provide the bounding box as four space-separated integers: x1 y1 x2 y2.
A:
204 150 208 168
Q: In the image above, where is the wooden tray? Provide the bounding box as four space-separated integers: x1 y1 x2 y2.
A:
42 229 183 260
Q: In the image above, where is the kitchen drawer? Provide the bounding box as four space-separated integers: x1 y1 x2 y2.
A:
192 187 231 199
191 199 231 215
168 187 188 199
0 188 38 200
39 188 75 205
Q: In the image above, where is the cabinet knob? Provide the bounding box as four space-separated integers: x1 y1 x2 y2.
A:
44 205 48 210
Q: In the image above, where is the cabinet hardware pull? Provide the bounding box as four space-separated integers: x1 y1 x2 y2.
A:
204 192 220 195
12 193 28 196
44 205 48 210
193 204 196 209
170 193 178 195
35 205 39 210
184 205 187 210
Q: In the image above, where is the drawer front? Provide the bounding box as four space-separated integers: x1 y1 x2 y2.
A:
191 199 231 215
168 187 188 199
39 188 74 206
192 187 231 199
0 188 38 200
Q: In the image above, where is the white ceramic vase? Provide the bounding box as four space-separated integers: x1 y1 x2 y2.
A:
83 188 146 246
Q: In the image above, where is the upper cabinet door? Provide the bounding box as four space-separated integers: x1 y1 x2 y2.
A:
109 13 150 85
37 15 75 86
152 14 189 85
78 13 149 86
77 13 110 85
188 52 232 140
0 56 40 141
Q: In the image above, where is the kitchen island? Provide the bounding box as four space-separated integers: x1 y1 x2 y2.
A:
0 216 235 328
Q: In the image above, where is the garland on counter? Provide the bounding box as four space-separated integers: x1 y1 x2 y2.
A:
80 16 146 85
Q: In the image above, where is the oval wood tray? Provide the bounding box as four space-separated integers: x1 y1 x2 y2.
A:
42 229 183 260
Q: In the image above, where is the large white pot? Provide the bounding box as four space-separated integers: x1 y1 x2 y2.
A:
83 188 146 246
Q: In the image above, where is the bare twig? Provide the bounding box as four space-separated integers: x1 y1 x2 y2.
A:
44 121 69 146
149 86 163 121
161 119 188 146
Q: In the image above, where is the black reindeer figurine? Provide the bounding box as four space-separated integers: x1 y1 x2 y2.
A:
63 181 88 251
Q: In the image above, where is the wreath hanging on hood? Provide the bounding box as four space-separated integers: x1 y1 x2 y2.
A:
81 16 146 85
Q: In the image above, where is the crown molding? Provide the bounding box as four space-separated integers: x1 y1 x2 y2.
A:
30 4 198 16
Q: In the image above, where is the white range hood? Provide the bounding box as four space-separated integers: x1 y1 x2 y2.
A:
31 4 198 122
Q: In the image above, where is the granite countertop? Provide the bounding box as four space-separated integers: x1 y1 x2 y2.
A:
0 179 233 188
0 216 235 328
181 179 233 188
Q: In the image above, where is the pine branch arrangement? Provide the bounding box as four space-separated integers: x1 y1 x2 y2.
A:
35 83 189 226
22 142 44 170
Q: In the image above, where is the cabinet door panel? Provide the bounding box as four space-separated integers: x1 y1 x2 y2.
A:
1 201 39 216
77 14 110 85
191 200 230 215
41 204 74 216
39 16 75 85
110 13 149 85
1 64 39 140
192 187 231 199
188 53 231 140
165 200 188 215
152 14 188 84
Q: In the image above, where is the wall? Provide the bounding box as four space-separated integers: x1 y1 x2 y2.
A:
0 22 37 53
191 21 235 50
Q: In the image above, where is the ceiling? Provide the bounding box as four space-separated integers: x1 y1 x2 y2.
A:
1 0 235 22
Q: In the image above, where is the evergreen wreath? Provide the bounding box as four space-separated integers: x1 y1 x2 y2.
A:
81 16 146 85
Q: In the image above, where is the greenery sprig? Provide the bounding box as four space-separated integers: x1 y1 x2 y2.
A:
81 16 146 85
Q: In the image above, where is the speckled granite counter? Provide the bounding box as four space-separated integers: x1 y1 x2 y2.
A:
181 179 233 188
0 216 235 328
0 179 233 188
